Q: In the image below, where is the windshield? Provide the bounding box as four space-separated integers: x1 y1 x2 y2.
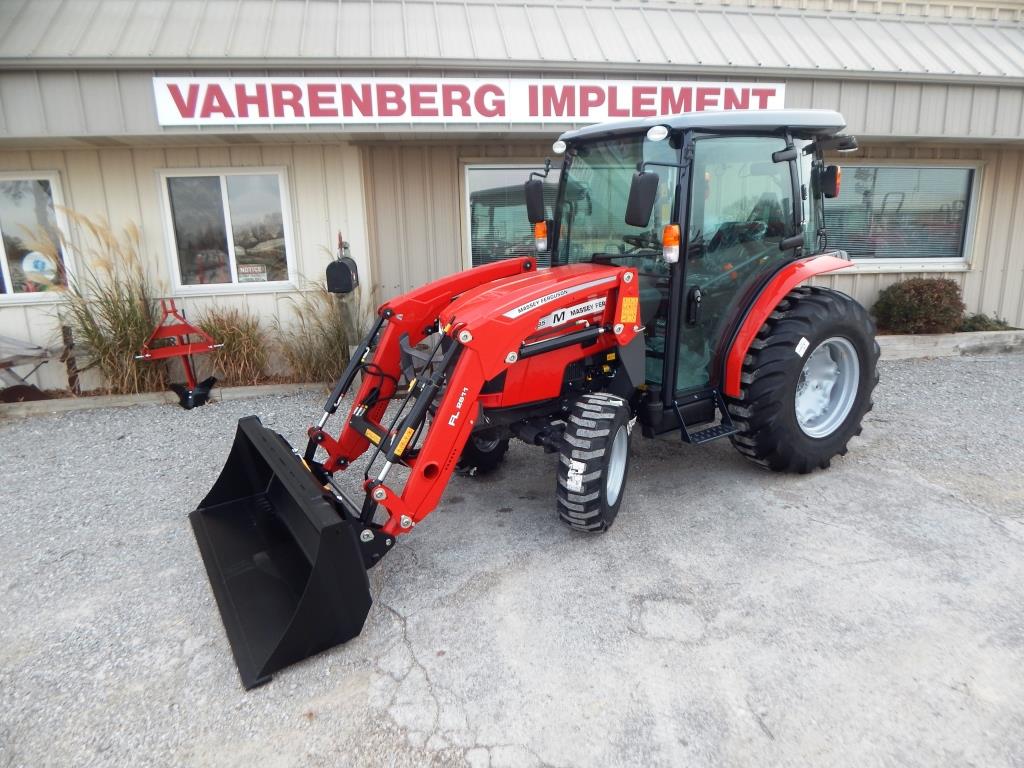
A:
554 134 679 265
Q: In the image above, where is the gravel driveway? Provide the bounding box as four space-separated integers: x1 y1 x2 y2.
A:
1 354 1022 768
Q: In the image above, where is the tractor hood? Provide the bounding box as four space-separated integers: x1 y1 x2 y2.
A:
440 262 628 337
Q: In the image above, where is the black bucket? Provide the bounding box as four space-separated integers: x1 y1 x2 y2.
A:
190 416 372 689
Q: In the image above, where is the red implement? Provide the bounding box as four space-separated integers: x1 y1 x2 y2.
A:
138 299 221 408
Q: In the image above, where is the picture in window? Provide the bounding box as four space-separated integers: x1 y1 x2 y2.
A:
0 179 65 295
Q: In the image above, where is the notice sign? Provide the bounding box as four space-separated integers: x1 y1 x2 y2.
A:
153 77 785 126
237 264 267 282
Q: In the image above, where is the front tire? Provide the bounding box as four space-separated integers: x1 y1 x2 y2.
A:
457 432 509 476
727 286 879 473
556 393 633 532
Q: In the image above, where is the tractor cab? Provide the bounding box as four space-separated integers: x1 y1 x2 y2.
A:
526 109 854 436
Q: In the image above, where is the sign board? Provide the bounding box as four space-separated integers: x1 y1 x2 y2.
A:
237 264 268 283
153 77 785 127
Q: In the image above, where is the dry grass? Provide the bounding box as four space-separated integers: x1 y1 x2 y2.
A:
275 284 356 384
57 212 168 394
198 306 270 386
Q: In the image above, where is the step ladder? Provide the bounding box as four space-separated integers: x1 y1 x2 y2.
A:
672 390 739 445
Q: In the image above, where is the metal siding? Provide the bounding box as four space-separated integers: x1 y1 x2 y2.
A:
363 140 550 300
725 14 783 69
863 82 894 136
0 0 59 58
336 2 371 58
300 0 339 58
191 0 241 57
917 84 949 135
587 7 639 64
642 9 686 66
467 5 509 62
118 73 162 134
615 8 662 65
6 0 1024 86
970 86 1000 136
78 72 126 135
406 3 443 59
0 72 47 138
891 82 924 136
803 16 869 71
371 2 406 60
150 0 204 58
783 79 814 109
944 85 975 136
529 7 571 61
993 87 1024 138
838 81 869 133
434 3 476 60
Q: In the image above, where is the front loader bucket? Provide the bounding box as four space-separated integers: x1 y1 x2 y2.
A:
189 415 371 689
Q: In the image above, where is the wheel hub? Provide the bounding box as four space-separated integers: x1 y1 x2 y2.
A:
605 425 628 506
795 337 860 439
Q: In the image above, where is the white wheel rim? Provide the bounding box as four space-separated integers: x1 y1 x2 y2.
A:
795 337 860 439
605 424 628 506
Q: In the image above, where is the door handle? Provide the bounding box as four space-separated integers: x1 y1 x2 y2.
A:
686 286 703 325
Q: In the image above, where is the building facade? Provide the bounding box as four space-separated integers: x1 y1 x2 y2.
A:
2 0 1023 389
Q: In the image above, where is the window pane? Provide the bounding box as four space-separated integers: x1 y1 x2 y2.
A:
167 176 231 285
467 167 558 268
226 174 288 282
824 167 972 259
0 179 65 294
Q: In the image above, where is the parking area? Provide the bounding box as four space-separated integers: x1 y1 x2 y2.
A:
1 353 1023 768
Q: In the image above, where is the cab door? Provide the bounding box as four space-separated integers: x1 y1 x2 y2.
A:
674 135 799 393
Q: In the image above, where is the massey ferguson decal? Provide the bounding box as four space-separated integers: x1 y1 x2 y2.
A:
536 297 607 330
502 276 619 320
153 77 785 126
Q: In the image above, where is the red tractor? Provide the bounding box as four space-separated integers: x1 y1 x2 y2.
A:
191 109 878 689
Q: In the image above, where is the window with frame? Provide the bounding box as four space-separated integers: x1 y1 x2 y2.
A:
162 170 293 287
0 174 67 298
824 165 974 261
466 165 560 268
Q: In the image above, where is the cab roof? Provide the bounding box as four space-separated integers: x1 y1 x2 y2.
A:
558 109 847 143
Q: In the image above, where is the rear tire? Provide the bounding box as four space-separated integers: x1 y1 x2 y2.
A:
726 286 879 473
557 393 633 532
457 432 509 475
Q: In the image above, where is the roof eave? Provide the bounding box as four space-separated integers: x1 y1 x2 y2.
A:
1 57 1020 88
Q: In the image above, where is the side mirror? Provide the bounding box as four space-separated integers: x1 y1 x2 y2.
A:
524 178 546 224
625 171 659 228
820 165 842 199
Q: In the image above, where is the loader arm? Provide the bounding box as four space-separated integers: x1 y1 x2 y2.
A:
307 260 641 540
307 256 540 472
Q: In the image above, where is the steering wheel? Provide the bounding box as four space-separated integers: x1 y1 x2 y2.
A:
623 232 660 251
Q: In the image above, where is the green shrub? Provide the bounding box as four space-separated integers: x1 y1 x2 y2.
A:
58 213 168 394
198 306 270 386
275 284 354 384
872 278 966 334
959 313 1018 332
